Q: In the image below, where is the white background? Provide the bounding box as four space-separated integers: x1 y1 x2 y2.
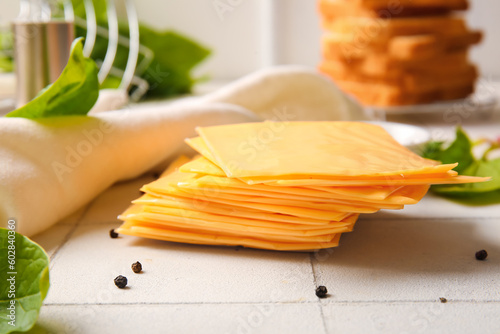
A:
1 0 498 80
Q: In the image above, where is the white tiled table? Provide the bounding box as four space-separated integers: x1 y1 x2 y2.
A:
28 107 500 334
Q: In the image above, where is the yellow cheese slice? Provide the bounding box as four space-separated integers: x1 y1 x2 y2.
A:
143 166 367 220
195 122 455 178
262 174 490 187
178 154 477 189
119 201 351 242
147 185 361 220
178 176 427 206
181 173 405 201
179 156 226 176
116 225 342 251
115 121 492 252
185 137 218 164
134 194 352 226
237 170 460 184
121 210 355 241
174 187 402 212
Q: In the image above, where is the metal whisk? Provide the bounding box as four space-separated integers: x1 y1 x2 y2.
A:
11 0 151 109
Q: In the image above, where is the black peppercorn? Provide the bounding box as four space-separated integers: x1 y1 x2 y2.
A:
114 275 127 289
475 249 488 261
109 229 119 239
439 297 447 303
316 286 328 298
131 261 142 273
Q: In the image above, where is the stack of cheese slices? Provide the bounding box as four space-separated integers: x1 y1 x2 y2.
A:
318 0 482 106
117 122 487 251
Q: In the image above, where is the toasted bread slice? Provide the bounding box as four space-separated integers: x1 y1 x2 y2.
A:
332 79 475 106
321 30 481 61
319 0 457 19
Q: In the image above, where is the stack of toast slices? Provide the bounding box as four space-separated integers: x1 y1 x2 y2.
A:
318 0 482 106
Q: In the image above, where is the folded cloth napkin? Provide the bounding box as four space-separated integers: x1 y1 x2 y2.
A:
176 65 366 121
0 66 366 237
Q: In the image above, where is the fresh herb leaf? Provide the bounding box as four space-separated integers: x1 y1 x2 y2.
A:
0 228 50 333
6 37 99 119
71 0 211 98
0 56 13 73
433 158 500 194
421 127 499 204
422 127 474 174
0 31 13 73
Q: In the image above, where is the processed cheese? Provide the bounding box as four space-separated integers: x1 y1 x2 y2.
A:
195 122 452 178
117 122 489 251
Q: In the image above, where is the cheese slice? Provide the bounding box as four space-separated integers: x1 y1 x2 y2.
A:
146 184 363 220
144 169 385 214
180 156 226 177
121 211 355 240
262 174 489 187
175 187 403 211
178 176 427 206
134 194 351 226
182 173 405 201
116 225 342 251
179 154 480 187
185 137 218 164
116 121 490 252
195 122 455 178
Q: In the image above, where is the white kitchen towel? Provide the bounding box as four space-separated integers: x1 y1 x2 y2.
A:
0 66 366 237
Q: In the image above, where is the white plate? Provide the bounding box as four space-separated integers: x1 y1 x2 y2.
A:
365 84 498 116
365 121 431 152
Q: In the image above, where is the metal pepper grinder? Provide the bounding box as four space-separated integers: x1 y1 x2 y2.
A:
12 0 74 107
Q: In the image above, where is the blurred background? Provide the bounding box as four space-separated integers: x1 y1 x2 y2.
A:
1 0 498 81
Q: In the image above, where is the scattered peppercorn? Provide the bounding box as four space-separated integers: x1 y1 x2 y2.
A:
316 286 328 298
109 229 119 239
152 172 160 179
114 275 127 289
439 297 447 303
475 249 488 261
131 261 142 273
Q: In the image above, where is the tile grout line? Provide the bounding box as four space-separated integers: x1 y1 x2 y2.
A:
42 299 500 307
309 253 329 334
360 216 500 221
48 200 97 267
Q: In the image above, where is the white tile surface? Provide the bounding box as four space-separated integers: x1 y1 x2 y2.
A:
80 175 156 225
30 223 75 259
322 302 500 334
44 222 317 305
313 217 500 302
56 206 87 225
20 108 500 333
36 171 499 333
364 193 500 220
34 303 325 334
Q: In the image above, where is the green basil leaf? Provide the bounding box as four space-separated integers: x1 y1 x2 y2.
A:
432 158 500 195
5 37 99 119
420 140 445 162
0 31 13 72
426 127 474 174
0 56 13 73
0 228 50 333
421 127 500 203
